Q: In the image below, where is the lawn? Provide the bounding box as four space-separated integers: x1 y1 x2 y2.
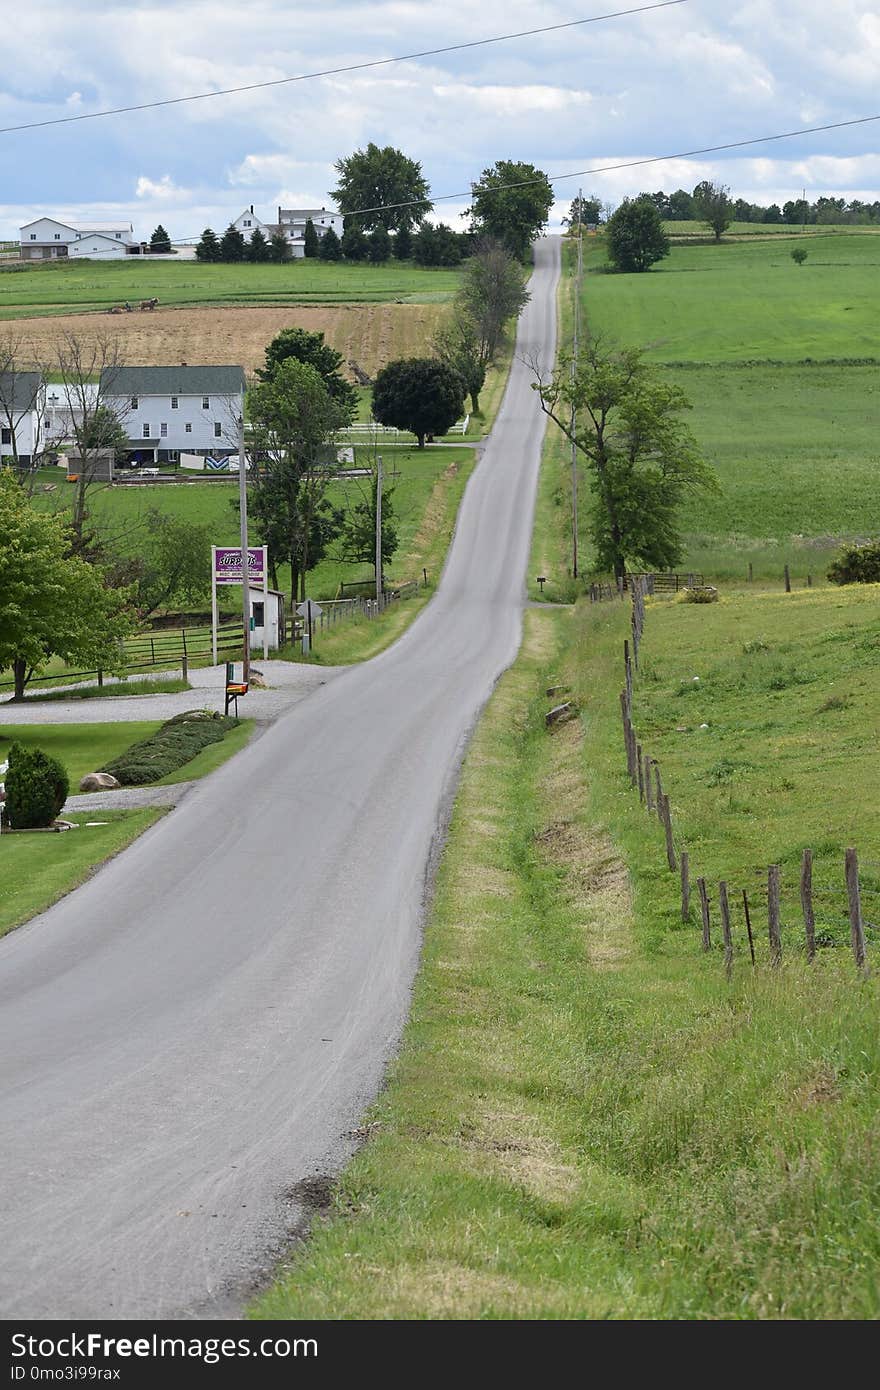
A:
0 809 163 939
0 717 254 787
252 603 878 1320
0 258 463 319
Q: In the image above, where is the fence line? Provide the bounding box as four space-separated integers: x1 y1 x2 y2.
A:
609 576 873 980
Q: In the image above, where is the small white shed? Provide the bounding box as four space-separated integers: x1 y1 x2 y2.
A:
248 586 284 652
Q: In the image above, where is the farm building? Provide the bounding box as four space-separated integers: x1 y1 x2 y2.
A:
19 217 135 259
0 371 45 466
100 364 246 464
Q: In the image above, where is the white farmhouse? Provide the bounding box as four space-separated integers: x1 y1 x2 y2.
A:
19 218 135 260
270 207 344 258
0 371 45 466
231 205 270 237
100 365 246 464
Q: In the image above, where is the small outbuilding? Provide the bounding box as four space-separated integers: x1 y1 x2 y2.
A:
247 586 284 652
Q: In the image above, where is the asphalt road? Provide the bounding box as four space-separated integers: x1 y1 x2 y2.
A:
0 237 560 1320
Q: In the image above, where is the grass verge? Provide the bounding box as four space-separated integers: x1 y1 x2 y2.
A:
0 809 163 939
252 603 878 1320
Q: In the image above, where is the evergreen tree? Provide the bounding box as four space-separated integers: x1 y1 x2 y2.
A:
319 226 342 261
393 226 412 260
219 223 247 262
269 231 291 262
195 228 221 262
247 228 270 262
368 225 391 263
149 224 172 253
303 218 320 258
341 222 368 261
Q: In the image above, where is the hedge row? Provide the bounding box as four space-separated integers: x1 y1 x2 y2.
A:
101 710 239 786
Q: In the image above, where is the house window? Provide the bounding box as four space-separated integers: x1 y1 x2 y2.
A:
29 233 36 240
160 423 168 437
244 219 251 227
185 423 192 433
131 396 138 409
143 424 151 438
214 422 222 438
54 233 61 240
115 232 121 238
171 396 178 408
202 397 209 409
1 428 11 444
252 601 265 628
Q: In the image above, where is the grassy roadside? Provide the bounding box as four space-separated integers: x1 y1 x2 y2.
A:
274 450 478 665
252 604 879 1320
0 809 164 939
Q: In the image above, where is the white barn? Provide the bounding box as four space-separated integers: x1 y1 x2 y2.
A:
0 371 45 466
19 217 135 260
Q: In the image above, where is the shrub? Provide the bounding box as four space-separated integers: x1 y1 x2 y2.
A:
827 540 880 585
791 248 808 265
679 585 718 603
101 710 237 786
3 742 69 828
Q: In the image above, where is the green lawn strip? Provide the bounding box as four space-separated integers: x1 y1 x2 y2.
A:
17 678 190 703
0 260 462 317
252 601 879 1320
0 809 163 939
0 722 161 787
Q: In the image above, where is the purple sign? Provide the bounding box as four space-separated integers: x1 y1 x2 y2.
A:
213 546 265 585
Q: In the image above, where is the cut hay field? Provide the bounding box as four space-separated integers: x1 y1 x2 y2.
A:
575 231 880 580
0 301 448 379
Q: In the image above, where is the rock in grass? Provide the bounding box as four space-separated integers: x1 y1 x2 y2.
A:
79 772 121 792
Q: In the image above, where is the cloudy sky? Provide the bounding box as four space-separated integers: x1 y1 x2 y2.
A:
1 0 878 241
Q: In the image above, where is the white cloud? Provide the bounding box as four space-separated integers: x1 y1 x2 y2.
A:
135 175 190 201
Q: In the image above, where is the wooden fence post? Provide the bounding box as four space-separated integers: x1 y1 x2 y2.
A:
719 880 733 981
800 848 816 963
644 753 654 813
845 848 868 974
698 877 711 951
784 564 791 593
653 761 663 818
748 562 753 583
768 864 782 966
660 793 676 871
624 640 633 711
742 889 756 966
619 690 631 774
637 743 645 803
680 850 690 922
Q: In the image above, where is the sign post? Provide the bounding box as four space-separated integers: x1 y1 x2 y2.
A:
296 598 322 650
237 414 249 683
211 546 219 665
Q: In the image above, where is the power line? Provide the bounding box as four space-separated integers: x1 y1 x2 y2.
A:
0 2 688 136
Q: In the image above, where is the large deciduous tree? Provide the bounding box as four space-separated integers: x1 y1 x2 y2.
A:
693 180 733 242
532 341 717 578
0 470 132 699
469 160 554 261
371 358 466 448
456 240 530 373
606 198 670 273
432 315 485 415
332 143 432 233
258 327 358 422
246 359 348 603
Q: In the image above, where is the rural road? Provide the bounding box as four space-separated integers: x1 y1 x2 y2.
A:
0 237 560 1320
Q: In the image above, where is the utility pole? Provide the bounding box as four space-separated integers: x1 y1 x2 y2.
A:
238 409 250 682
375 453 383 603
570 187 584 579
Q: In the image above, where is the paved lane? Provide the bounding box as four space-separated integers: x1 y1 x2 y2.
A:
0 238 559 1319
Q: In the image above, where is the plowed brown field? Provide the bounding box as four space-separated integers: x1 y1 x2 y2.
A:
1 302 447 379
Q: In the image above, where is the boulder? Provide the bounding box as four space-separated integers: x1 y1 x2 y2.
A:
79 772 121 792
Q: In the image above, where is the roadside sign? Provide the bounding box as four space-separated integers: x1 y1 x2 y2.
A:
214 547 265 584
296 600 323 618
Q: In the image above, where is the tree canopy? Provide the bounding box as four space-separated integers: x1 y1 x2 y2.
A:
532 341 717 578
371 358 466 448
469 160 554 261
457 240 530 370
332 143 432 233
0 470 133 699
606 199 670 273
258 327 358 422
149 224 172 253
693 180 734 242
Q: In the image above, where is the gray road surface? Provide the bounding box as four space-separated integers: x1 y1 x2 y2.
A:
0 238 560 1320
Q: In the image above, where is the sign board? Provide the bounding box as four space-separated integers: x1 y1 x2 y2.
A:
214 547 265 584
296 599 323 619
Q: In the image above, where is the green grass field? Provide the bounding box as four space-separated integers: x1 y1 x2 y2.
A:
253 603 878 1319
568 230 880 580
0 258 462 319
